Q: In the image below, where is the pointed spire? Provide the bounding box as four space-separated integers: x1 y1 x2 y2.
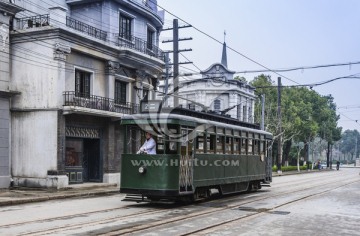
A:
221 30 228 68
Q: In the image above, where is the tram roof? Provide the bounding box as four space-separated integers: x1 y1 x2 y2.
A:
121 108 272 138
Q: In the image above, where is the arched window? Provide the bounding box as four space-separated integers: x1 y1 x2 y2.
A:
214 99 221 112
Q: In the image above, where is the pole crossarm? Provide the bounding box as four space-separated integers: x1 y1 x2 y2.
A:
220 98 249 115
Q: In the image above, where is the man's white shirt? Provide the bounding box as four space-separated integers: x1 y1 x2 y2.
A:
140 138 156 154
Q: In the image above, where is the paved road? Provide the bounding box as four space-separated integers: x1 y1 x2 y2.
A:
0 168 358 235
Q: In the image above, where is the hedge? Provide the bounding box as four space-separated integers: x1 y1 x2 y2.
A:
272 165 308 172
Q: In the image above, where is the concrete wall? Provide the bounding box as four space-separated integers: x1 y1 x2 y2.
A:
66 52 106 97
69 1 159 42
14 0 68 16
11 39 64 109
0 98 10 188
11 111 58 178
71 2 102 30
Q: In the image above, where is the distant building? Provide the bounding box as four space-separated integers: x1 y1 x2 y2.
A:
159 40 256 123
0 0 23 189
1 0 165 188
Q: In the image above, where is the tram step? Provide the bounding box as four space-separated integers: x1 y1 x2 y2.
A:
261 184 271 187
122 194 150 203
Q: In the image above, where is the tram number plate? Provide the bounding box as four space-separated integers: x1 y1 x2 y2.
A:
141 100 161 113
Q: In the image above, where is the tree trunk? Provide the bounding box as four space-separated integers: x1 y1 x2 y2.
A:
304 143 309 162
326 142 330 168
282 140 292 166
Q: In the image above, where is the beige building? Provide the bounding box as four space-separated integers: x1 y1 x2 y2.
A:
1 0 165 188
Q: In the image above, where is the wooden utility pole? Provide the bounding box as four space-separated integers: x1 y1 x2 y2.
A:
162 19 192 108
355 135 358 159
173 19 179 107
277 77 282 174
163 52 170 107
261 94 265 130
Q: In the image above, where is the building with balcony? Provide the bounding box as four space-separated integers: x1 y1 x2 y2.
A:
4 0 165 188
0 0 23 189
160 41 256 123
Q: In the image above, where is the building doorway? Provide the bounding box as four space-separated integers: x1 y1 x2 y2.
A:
83 139 101 182
65 138 101 183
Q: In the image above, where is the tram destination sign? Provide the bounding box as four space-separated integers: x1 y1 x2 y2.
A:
140 100 162 113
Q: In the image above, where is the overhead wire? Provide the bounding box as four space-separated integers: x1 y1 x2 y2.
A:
13 1 360 80
151 0 300 85
9 1 360 128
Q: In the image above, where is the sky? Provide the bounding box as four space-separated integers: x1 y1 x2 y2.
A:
157 0 360 133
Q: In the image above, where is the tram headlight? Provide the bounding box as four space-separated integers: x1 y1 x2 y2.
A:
138 166 146 174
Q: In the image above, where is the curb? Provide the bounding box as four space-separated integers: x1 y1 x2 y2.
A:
0 189 120 207
272 168 334 177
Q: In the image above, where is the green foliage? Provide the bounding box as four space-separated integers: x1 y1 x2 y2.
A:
250 75 341 142
272 165 308 172
234 76 248 83
340 129 360 159
250 74 342 167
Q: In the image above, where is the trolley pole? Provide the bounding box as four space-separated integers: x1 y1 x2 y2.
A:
277 77 282 174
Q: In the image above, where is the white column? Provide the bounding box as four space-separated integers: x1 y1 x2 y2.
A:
49 6 67 29
105 61 119 99
228 92 237 119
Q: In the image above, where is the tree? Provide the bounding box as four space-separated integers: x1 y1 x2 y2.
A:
340 130 360 160
315 95 342 166
234 76 247 83
293 141 304 172
250 75 342 169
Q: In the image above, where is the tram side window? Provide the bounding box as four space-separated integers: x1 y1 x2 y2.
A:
254 140 259 155
167 139 178 154
265 141 268 157
196 133 204 153
207 134 216 154
126 126 141 154
248 139 253 155
216 136 224 154
241 138 247 155
225 137 232 154
181 128 194 156
157 136 164 153
260 140 265 160
234 137 240 154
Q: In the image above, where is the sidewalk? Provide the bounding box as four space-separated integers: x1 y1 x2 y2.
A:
0 183 120 207
272 168 334 177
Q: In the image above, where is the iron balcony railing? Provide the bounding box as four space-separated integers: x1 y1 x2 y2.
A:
66 16 107 41
16 15 164 62
63 91 139 115
118 33 163 61
17 14 50 30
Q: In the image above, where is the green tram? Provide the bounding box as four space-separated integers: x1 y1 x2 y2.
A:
120 106 273 202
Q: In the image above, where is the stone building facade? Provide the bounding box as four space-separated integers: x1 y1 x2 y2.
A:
1 0 164 188
0 0 23 189
160 42 256 123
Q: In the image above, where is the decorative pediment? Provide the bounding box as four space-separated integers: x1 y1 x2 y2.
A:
53 42 71 61
105 61 133 77
201 63 235 75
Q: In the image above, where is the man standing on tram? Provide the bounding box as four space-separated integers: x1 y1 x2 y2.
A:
137 132 156 154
